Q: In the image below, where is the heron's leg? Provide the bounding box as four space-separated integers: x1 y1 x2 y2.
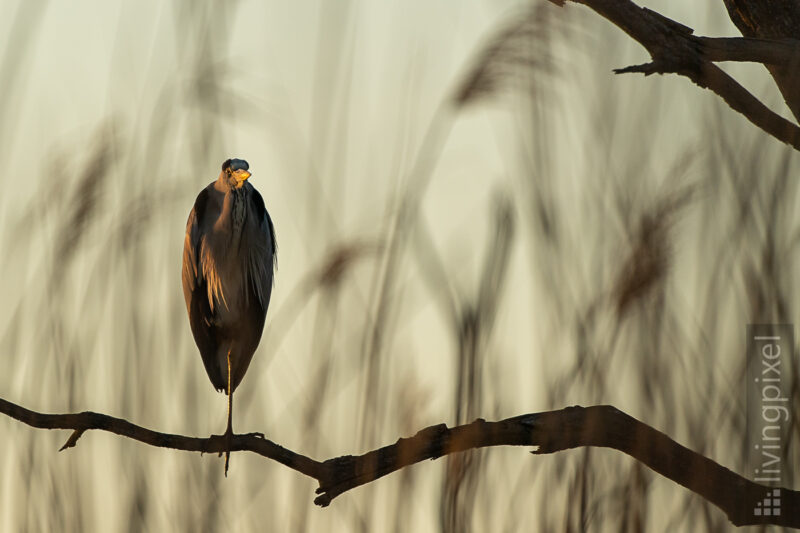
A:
226 350 233 435
224 349 233 476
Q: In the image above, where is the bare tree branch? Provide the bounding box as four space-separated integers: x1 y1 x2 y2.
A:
0 397 324 479
696 36 800 65
722 0 800 122
1 397 797 527
549 0 800 151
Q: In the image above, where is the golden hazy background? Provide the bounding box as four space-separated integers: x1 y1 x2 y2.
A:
0 1 798 531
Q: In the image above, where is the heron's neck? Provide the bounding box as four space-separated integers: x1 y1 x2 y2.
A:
216 188 247 249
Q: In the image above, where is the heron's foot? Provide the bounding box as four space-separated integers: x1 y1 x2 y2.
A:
212 429 235 455
210 429 235 476
224 428 234 477
209 430 261 476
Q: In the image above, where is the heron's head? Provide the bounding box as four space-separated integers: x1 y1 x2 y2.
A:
221 158 251 189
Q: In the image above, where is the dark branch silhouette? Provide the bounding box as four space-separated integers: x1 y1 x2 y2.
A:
549 0 800 151
722 0 800 122
1 398 797 527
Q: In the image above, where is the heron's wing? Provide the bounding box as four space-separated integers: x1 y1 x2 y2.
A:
182 188 226 391
222 187 275 391
246 187 276 309
250 186 277 268
182 188 207 293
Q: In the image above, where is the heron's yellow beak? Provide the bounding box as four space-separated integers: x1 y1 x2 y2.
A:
234 170 251 187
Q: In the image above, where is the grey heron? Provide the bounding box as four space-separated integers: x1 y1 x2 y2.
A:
181 158 276 475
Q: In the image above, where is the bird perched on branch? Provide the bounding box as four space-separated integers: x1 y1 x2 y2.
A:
181 158 276 475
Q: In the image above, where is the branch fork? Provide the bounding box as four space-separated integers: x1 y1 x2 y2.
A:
549 0 800 150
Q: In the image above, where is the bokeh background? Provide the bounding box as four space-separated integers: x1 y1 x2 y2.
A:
0 1 798 531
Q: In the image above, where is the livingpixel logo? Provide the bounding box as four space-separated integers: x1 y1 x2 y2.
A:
753 488 781 517
747 324 792 518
